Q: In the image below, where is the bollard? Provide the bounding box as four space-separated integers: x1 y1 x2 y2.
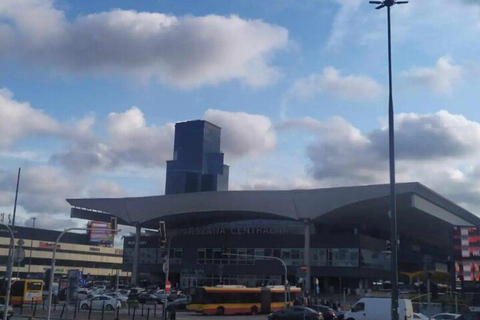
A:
141 303 144 317
20 302 23 315
88 300 93 320
115 305 120 320
31 298 34 309
101 301 105 320
132 306 137 320
73 301 77 319
146 307 150 320
43 298 46 310
154 304 156 317
33 302 38 317
60 304 66 318
54 301 57 311
128 302 131 315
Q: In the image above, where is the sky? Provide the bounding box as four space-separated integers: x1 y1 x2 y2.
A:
1 0 480 237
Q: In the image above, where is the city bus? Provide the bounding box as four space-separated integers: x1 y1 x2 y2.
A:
187 285 301 315
0 279 44 306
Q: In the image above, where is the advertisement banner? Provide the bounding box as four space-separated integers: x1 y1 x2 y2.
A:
88 221 113 247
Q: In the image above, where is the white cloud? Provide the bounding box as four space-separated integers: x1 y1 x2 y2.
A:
286 66 383 102
107 107 175 167
281 110 480 213
0 0 288 88
88 180 125 198
0 166 80 214
326 0 363 50
204 109 277 160
0 88 61 148
401 56 464 94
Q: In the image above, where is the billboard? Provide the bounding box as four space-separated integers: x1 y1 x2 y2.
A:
454 226 480 291
88 221 113 247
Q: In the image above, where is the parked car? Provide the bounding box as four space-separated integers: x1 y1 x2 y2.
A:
457 312 480 320
168 297 189 310
431 313 461 320
268 306 324 320
137 292 161 304
80 295 121 310
76 289 91 300
0 298 13 320
342 297 413 320
413 313 429 320
308 305 337 320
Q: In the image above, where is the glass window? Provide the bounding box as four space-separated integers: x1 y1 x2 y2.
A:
352 303 365 312
254 248 264 257
197 248 206 264
213 248 222 264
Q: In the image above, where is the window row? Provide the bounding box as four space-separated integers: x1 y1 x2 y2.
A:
196 248 359 267
123 248 183 265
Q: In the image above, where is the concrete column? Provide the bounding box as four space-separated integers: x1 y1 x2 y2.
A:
304 219 311 295
131 223 141 285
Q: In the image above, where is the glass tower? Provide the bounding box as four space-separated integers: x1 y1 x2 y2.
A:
165 120 229 194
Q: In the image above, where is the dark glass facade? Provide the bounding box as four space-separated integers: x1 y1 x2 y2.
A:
165 120 229 194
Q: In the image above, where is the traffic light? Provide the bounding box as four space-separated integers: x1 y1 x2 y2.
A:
110 217 118 235
386 240 391 252
159 221 167 247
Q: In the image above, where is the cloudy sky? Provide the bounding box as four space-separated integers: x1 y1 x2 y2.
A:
1 0 480 235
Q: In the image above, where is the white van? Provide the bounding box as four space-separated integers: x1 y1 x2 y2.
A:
343 297 413 320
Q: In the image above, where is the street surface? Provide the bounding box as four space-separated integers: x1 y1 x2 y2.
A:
10 309 269 320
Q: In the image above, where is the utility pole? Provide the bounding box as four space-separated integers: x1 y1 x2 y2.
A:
12 168 20 226
368 1 408 320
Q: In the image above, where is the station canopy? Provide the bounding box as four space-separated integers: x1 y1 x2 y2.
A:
68 182 480 246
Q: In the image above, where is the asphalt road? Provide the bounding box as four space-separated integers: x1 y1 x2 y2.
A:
11 310 269 320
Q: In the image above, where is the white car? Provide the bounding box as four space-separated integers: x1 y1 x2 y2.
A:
430 313 462 320
80 295 121 310
413 313 429 320
76 289 91 301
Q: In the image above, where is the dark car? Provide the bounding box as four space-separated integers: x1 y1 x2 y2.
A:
268 306 324 320
308 305 337 320
458 312 480 320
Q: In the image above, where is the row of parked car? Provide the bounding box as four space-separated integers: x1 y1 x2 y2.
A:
73 284 189 310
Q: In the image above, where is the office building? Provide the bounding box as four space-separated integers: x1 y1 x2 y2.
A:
165 120 229 194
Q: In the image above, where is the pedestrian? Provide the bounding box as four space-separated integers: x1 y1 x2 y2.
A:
294 297 301 306
332 301 338 312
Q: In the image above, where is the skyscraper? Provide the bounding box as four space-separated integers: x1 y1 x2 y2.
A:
165 120 229 194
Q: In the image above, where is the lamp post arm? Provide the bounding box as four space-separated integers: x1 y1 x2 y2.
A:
46 227 119 320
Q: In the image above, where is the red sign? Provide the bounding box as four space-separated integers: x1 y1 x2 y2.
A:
301 265 307 271
39 241 61 250
166 281 171 293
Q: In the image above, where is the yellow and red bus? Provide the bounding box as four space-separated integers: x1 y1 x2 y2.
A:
187 285 301 315
2 279 44 306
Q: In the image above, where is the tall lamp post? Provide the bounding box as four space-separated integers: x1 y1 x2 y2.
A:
0 222 15 320
368 1 408 320
46 219 118 320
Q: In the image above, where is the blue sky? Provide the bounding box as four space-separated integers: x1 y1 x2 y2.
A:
1 0 480 231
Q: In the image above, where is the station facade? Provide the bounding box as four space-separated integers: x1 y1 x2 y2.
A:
68 182 480 294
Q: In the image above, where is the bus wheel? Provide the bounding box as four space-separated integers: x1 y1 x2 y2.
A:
216 307 225 315
81 304 89 310
251 306 258 315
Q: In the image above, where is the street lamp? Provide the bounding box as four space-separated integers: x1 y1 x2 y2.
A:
368 1 408 320
0 222 15 320
46 219 119 320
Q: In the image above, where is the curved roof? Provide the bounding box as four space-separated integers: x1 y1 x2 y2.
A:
67 182 480 229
